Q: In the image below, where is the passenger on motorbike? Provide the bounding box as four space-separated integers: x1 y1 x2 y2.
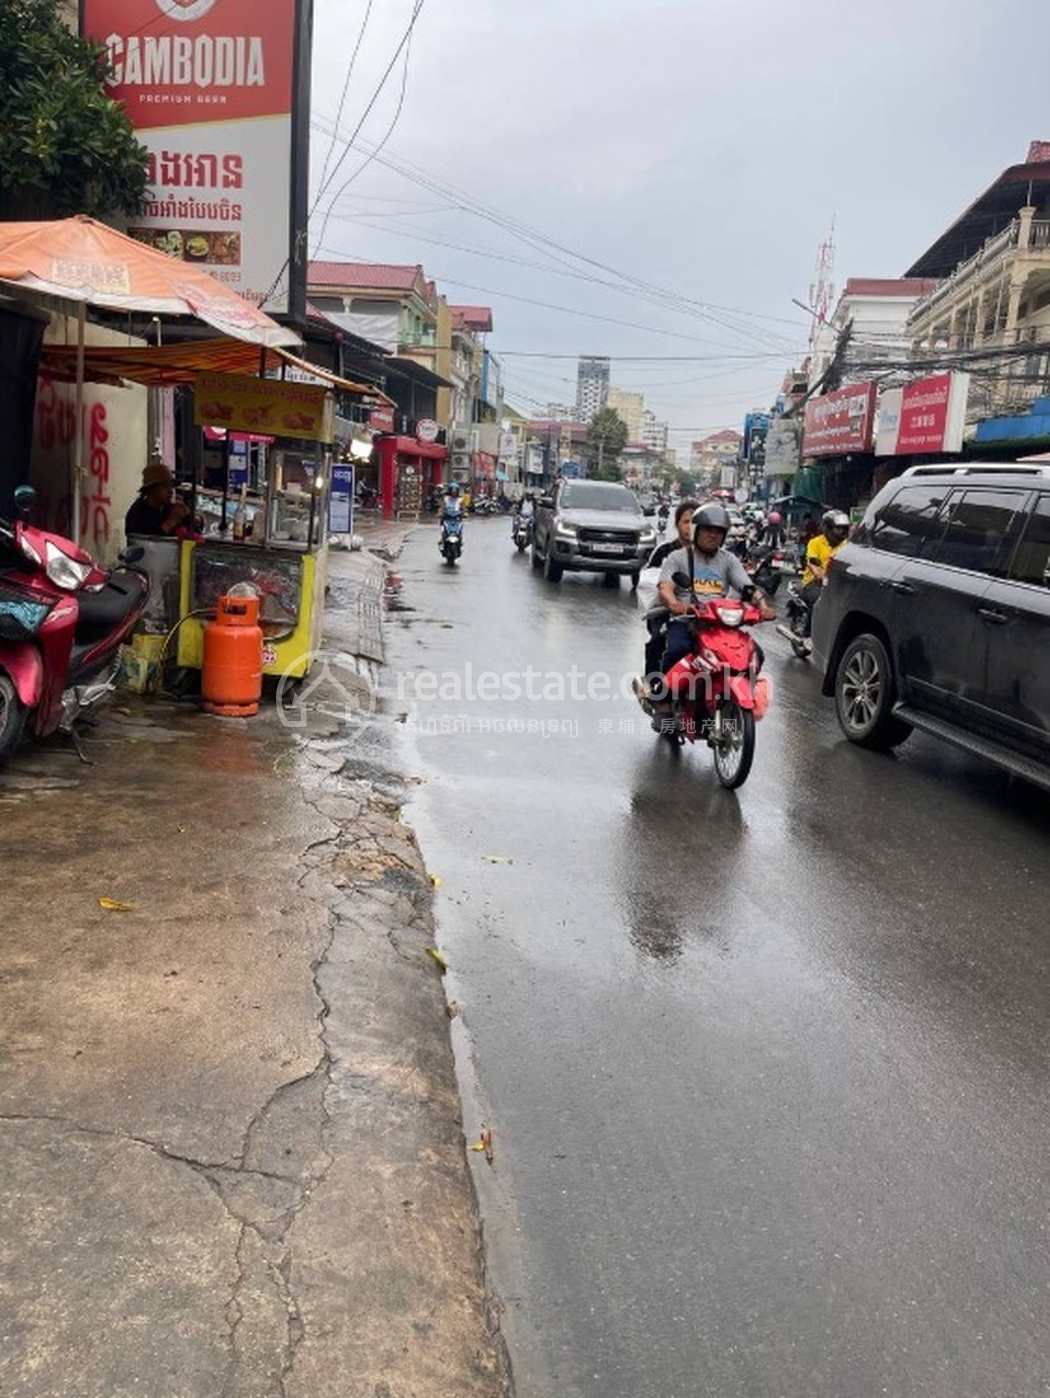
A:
639 500 697 680
646 502 775 706
798 509 850 637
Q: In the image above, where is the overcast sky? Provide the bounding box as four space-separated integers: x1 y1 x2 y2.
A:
307 0 1050 453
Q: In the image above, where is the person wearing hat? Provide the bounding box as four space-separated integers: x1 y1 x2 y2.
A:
125 462 191 538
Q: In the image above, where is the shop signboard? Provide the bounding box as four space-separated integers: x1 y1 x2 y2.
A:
193 370 332 441
370 405 395 433
81 0 310 316
416 419 439 443
803 382 877 457
875 372 970 455
764 418 802 474
329 462 354 535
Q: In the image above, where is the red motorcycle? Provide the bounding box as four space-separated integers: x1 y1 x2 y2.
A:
634 584 770 789
0 485 149 766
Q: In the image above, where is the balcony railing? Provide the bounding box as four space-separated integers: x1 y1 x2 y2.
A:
909 221 1019 327
399 329 437 349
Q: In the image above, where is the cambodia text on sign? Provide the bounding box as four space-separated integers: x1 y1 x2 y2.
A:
81 0 303 314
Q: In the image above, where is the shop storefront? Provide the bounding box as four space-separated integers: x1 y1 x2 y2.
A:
375 434 447 517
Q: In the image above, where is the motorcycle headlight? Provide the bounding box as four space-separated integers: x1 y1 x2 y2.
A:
714 602 744 627
45 540 92 590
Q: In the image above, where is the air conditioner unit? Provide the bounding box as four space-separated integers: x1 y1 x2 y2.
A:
452 453 471 473
452 433 470 452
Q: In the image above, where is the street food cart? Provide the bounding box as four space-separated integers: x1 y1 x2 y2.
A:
176 369 336 679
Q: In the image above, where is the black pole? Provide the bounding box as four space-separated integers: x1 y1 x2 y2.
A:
221 434 231 533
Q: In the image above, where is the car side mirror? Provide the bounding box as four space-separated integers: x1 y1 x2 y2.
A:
120 545 145 565
671 571 691 588
13 484 36 518
539 496 554 509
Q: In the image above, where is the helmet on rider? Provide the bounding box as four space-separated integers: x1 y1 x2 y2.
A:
692 502 731 550
822 509 850 540
447 481 460 497
766 510 782 526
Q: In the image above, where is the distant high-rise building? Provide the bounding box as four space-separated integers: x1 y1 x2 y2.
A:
606 388 644 441
544 402 579 423
575 356 610 421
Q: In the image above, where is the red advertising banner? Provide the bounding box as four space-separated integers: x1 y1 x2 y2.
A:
81 0 299 313
897 373 954 454
803 382 877 457
369 406 395 433
875 372 970 456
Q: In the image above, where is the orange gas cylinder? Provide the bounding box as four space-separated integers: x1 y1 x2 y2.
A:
202 592 263 716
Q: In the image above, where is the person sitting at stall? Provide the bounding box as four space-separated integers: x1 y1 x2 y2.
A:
125 462 190 538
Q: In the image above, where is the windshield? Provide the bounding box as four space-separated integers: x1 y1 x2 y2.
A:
561 483 638 512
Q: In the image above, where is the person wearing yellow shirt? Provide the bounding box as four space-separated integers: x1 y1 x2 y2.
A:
799 510 850 641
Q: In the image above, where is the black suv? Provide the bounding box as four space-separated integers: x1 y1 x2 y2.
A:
812 463 1050 791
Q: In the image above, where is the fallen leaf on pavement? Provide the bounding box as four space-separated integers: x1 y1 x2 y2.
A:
98 897 134 912
446 1001 459 1018
425 946 448 973
429 873 442 889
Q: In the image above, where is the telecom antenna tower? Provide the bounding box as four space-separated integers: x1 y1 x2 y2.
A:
808 219 836 348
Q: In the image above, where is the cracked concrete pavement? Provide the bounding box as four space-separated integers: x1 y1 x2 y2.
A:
0 522 512 1398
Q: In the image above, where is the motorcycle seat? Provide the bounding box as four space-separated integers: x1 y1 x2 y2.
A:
75 573 146 639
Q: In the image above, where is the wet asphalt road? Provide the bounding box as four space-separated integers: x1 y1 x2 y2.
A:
381 515 1050 1398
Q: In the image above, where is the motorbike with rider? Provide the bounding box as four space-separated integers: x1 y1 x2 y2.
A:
777 509 850 656
439 482 465 564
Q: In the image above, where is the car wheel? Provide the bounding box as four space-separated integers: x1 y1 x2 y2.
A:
834 633 912 750
530 537 542 569
0 674 27 767
544 550 563 583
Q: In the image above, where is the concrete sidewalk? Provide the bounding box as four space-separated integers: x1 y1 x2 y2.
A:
0 518 512 1398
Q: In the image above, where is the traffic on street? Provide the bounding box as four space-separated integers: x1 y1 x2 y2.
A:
379 512 1050 1398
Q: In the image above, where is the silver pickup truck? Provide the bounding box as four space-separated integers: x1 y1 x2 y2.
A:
531 479 657 586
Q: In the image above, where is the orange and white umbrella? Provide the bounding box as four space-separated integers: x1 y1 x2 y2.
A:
0 215 300 538
0 215 298 348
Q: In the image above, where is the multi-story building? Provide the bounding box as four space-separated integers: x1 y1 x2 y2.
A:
689 430 742 486
544 402 579 422
641 409 668 454
904 141 1050 417
808 278 937 388
606 387 644 442
575 355 610 421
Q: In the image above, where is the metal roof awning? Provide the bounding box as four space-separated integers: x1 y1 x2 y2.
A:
384 356 453 390
38 336 394 403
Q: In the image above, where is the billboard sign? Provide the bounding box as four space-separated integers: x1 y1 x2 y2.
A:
764 418 802 474
875 372 970 456
803 382 877 457
81 0 310 316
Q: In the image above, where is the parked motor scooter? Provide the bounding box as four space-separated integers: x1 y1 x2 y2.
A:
632 574 771 789
0 485 149 766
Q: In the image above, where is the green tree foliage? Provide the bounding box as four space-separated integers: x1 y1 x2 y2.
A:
586 407 628 481
0 0 149 219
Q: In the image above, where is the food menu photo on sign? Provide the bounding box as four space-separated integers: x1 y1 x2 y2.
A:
79 0 311 316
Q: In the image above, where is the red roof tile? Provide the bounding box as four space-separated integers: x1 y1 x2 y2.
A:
307 261 425 292
842 277 939 298
450 304 493 332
